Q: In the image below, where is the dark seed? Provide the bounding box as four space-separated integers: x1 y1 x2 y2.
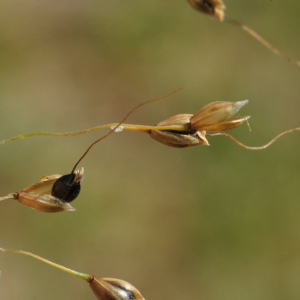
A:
112 284 135 300
51 173 81 202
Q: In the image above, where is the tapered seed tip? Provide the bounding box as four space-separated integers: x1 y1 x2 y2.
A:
230 100 249 117
65 206 77 212
235 100 249 109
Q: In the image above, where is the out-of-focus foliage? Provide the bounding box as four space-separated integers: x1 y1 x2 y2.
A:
0 1 300 300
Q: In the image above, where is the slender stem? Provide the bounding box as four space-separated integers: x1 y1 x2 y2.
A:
0 248 92 283
0 193 15 202
1 84 193 147
224 18 300 68
206 127 300 150
0 124 188 146
108 123 189 133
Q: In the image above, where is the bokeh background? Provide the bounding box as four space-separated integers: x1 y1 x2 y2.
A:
0 1 300 299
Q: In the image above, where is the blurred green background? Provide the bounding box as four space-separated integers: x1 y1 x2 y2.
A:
0 1 300 299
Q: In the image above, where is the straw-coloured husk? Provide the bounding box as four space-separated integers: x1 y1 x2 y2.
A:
90 277 145 300
14 169 84 212
150 100 249 148
190 100 250 132
17 192 76 213
187 0 225 21
150 114 209 148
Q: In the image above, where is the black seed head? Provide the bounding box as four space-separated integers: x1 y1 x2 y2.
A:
51 173 81 202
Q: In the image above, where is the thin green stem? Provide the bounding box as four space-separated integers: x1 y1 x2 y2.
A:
0 248 92 283
0 124 189 146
